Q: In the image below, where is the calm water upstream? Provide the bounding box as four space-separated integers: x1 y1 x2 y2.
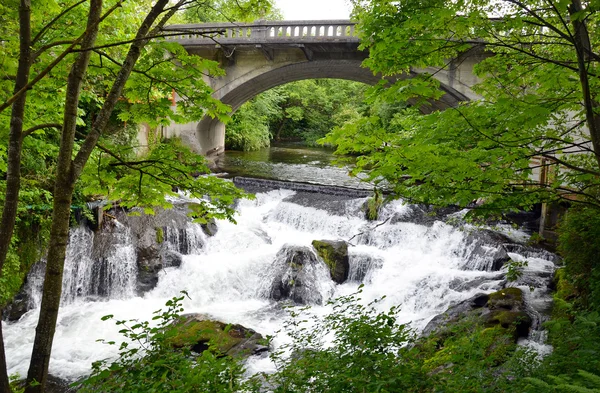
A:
215 143 374 189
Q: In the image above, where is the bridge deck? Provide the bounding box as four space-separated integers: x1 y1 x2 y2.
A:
164 20 359 47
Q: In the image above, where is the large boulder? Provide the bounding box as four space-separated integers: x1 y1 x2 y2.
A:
463 229 514 271
423 287 532 341
268 245 329 305
312 240 350 284
200 218 219 237
170 314 268 358
2 290 30 322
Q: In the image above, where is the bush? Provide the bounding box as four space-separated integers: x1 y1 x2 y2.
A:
76 293 245 393
254 290 428 393
558 206 600 311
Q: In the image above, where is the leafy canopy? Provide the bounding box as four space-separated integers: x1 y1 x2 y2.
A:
323 0 600 215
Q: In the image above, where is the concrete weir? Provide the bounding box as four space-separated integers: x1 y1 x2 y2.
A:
160 20 486 156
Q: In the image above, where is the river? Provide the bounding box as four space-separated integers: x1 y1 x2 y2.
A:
3 144 556 381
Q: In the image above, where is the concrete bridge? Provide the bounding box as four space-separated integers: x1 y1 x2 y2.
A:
159 20 486 156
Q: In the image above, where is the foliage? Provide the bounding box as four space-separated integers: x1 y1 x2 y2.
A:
77 293 245 393
254 290 429 393
418 317 535 392
80 138 248 222
519 270 600 392
225 89 281 151
323 0 600 215
1 1 275 389
365 189 383 220
249 288 537 392
505 259 529 282
557 206 600 310
524 370 600 393
227 79 368 150
179 0 281 23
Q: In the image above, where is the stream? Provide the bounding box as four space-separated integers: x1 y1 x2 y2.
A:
3 145 557 381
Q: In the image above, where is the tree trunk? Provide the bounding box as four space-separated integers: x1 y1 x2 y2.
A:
72 0 173 177
25 1 179 390
24 1 103 391
275 118 287 141
569 0 600 170
0 2 32 393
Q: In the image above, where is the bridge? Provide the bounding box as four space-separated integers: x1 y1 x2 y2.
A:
158 20 486 156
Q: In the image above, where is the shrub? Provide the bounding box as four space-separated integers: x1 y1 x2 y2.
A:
558 206 600 311
76 293 244 393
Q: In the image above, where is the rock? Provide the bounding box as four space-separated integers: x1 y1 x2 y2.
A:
2 289 30 322
201 218 218 237
45 375 78 393
268 245 328 305
163 250 183 268
312 240 350 284
348 253 384 283
484 287 532 338
463 229 514 271
171 314 268 359
391 205 463 226
423 287 532 341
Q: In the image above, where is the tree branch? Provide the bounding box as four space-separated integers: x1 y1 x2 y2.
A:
31 0 87 45
22 123 62 138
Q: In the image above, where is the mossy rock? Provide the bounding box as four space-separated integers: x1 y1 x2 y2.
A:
312 239 350 284
485 310 532 338
155 227 164 244
168 314 268 359
421 321 517 376
487 287 524 310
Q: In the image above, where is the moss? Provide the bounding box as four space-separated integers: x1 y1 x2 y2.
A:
364 190 383 221
312 240 336 274
311 240 349 283
487 287 524 310
169 319 243 355
554 268 578 301
155 227 164 244
486 310 528 327
421 321 516 376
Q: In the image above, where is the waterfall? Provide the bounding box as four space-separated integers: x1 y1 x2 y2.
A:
3 187 557 381
25 223 138 308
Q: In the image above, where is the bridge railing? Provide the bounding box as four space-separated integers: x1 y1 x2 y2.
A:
163 20 358 44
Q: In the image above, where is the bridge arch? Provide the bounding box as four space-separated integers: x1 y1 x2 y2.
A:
163 20 484 156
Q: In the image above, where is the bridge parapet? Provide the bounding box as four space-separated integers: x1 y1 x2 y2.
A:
164 20 358 46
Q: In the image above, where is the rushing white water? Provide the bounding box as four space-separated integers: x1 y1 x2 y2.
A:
3 188 555 381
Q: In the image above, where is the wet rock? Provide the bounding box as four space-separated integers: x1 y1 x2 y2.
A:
504 207 541 233
268 245 327 305
463 229 514 271
312 240 350 284
201 218 219 237
348 253 384 283
2 289 30 322
391 205 463 226
423 287 532 341
171 314 268 358
95 206 206 295
163 250 183 268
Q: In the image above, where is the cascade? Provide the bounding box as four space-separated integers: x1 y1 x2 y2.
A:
3 185 557 381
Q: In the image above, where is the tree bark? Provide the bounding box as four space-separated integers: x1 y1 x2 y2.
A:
569 0 600 170
25 1 182 391
0 2 32 393
24 1 103 391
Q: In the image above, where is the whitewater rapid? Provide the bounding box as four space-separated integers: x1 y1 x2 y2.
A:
3 188 554 380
